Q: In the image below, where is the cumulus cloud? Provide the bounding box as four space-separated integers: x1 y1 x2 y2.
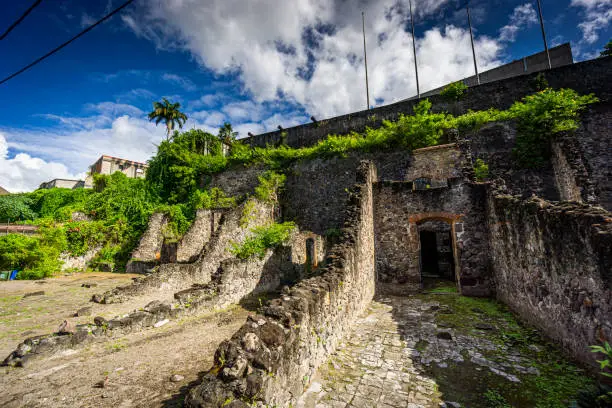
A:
0 133 85 193
0 102 169 192
123 0 502 118
499 3 538 42
571 0 612 44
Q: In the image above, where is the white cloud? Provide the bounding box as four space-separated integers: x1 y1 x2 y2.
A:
0 102 168 192
571 0 612 44
0 133 85 193
123 0 503 118
499 3 538 42
161 73 197 91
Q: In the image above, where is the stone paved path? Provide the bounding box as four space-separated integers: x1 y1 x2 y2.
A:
297 294 588 408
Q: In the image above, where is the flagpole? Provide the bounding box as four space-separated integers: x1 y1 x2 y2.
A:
362 11 370 110
536 0 552 69
466 0 480 85
408 0 420 98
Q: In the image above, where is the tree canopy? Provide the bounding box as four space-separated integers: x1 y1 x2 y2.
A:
148 97 188 139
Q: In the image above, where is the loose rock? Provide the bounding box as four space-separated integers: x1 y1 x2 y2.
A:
76 307 93 317
23 291 45 298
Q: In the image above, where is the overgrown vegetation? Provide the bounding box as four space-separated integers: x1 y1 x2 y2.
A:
473 158 489 182
0 88 597 278
440 81 468 101
230 222 296 260
509 88 598 167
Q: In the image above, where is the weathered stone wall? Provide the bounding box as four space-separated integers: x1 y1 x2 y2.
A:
126 212 167 273
185 161 377 407
243 57 611 149
374 179 490 296
209 165 265 197
176 209 223 263
60 246 101 272
571 102 612 210
94 199 274 304
404 143 463 182
487 193 612 369
465 121 560 200
283 150 410 235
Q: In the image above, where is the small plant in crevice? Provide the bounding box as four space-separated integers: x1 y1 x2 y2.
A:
254 171 286 205
529 72 549 91
483 389 511 408
440 81 468 102
473 158 490 182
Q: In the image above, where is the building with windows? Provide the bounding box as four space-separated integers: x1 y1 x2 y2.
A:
89 155 148 179
39 179 86 190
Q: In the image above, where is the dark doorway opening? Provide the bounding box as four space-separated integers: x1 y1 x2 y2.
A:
418 220 456 291
419 231 439 276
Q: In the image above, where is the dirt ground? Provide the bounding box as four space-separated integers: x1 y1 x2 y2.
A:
0 273 251 407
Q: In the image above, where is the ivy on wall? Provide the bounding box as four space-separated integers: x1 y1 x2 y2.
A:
0 88 597 278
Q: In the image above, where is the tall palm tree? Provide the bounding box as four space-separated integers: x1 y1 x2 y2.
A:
148 97 188 140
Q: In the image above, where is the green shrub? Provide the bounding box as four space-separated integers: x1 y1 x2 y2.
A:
473 158 489 181
0 195 36 222
0 234 63 279
440 81 468 101
189 187 236 210
254 171 286 204
230 222 296 260
509 88 598 168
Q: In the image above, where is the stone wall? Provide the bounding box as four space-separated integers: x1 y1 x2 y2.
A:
177 209 223 263
243 57 611 149
487 193 612 369
465 121 560 200
374 179 490 296
209 165 265 197
185 161 378 407
404 143 462 182
126 212 167 274
60 246 101 272
571 102 612 211
283 150 411 235
94 199 274 304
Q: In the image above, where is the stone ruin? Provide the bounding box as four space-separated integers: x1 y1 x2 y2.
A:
2 57 612 407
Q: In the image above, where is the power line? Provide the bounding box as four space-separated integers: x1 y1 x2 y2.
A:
0 0 43 41
0 0 136 86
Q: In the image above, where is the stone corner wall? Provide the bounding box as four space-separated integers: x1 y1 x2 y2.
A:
126 212 168 273
487 192 612 370
185 160 378 407
177 209 222 263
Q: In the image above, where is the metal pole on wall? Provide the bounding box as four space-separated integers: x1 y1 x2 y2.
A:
536 0 552 69
408 0 420 98
362 11 370 110
466 0 480 85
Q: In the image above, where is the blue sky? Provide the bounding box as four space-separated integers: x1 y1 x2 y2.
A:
0 0 610 192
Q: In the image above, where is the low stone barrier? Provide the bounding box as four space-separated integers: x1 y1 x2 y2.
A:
185 161 377 407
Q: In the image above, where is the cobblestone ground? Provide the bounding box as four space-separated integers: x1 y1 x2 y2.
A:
297 293 593 408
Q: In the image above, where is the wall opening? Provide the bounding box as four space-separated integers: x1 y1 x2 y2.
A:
305 238 316 275
417 220 456 288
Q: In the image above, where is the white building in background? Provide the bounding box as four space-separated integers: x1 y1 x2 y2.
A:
38 155 148 191
88 155 148 179
39 178 85 190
